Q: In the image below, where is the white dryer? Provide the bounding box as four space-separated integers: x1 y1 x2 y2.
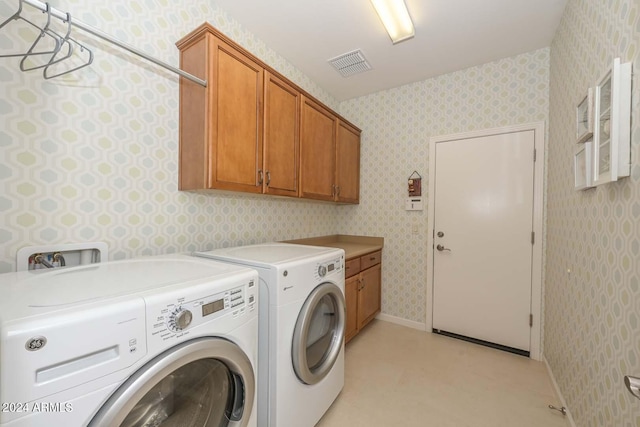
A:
0 255 259 427
194 243 346 427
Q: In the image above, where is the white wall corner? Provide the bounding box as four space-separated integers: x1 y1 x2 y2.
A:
376 313 427 331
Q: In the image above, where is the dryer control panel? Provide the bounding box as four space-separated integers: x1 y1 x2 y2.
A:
145 273 257 353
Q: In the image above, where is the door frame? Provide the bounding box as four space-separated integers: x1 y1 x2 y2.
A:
426 122 545 361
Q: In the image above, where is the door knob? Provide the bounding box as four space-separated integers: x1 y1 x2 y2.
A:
436 244 451 252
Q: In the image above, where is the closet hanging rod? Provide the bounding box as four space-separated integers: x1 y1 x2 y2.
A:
21 0 207 87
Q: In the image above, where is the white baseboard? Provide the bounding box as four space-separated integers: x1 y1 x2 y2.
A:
375 313 427 331
543 355 577 427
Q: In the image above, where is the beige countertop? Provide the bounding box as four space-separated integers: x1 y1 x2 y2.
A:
283 235 383 260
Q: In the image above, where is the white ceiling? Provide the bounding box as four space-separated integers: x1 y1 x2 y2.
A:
211 0 568 101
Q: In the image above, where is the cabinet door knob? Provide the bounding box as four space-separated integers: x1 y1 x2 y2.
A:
266 171 271 186
258 170 264 185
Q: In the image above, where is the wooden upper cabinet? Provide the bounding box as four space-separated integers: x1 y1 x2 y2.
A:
177 23 360 203
300 99 361 204
177 25 263 193
300 96 337 201
212 39 263 192
336 121 360 204
264 72 299 197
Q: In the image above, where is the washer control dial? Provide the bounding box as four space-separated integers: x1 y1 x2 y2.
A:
318 265 327 277
167 306 193 332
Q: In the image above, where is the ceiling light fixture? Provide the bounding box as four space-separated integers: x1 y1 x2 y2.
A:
370 0 415 44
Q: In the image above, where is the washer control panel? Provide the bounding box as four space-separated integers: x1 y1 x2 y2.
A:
146 275 257 349
166 306 194 332
315 256 343 279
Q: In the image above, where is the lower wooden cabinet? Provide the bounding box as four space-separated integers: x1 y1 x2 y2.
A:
357 263 381 329
345 274 360 342
345 251 382 343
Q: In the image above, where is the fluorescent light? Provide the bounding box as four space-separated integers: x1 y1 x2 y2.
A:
370 0 415 44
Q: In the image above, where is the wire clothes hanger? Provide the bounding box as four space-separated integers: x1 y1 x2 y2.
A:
43 14 94 79
0 1 94 78
19 4 68 71
0 0 205 86
0 0 61 59
40 12 75 74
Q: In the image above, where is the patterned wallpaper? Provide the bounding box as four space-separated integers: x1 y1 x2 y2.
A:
0 0 340 273
3 0 637 423
337 49 550 324
545 0 640 426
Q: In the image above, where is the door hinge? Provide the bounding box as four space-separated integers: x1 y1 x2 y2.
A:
529 314 533 327
533 148 537 162
531 231 535 245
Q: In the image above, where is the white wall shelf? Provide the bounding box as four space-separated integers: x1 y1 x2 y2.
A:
592 58 632 186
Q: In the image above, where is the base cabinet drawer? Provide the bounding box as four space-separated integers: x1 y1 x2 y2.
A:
345 258 361 278
360 251 381 270
345 251 382 343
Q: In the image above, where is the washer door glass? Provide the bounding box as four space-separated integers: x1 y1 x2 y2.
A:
292 282 345 385
122 358 231 426
89 338 254 427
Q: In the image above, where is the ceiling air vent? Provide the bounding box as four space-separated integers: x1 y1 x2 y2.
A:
328 49 372 77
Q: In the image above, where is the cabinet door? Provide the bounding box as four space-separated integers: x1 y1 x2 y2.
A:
300 96 336 201
345 274 360 343
357 263 381 329
264 72 299 197
210 38 263 192
336 121 360 204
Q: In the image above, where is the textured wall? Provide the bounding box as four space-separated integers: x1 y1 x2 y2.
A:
545 0 640 426
0 0 340 273
337 49 550 323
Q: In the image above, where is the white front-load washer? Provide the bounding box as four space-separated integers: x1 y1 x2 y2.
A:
0 255 259 427
194 243 346 427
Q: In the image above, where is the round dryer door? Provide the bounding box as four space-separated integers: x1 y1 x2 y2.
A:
292 282 345 385
89 337 254 427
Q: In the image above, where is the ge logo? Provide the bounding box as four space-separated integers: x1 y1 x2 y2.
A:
25 336 47 351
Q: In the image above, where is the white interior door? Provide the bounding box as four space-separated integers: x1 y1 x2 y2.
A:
432 130 535 352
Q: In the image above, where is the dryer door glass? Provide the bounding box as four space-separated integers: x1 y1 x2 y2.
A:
89 338 255 427
292 282 345 385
